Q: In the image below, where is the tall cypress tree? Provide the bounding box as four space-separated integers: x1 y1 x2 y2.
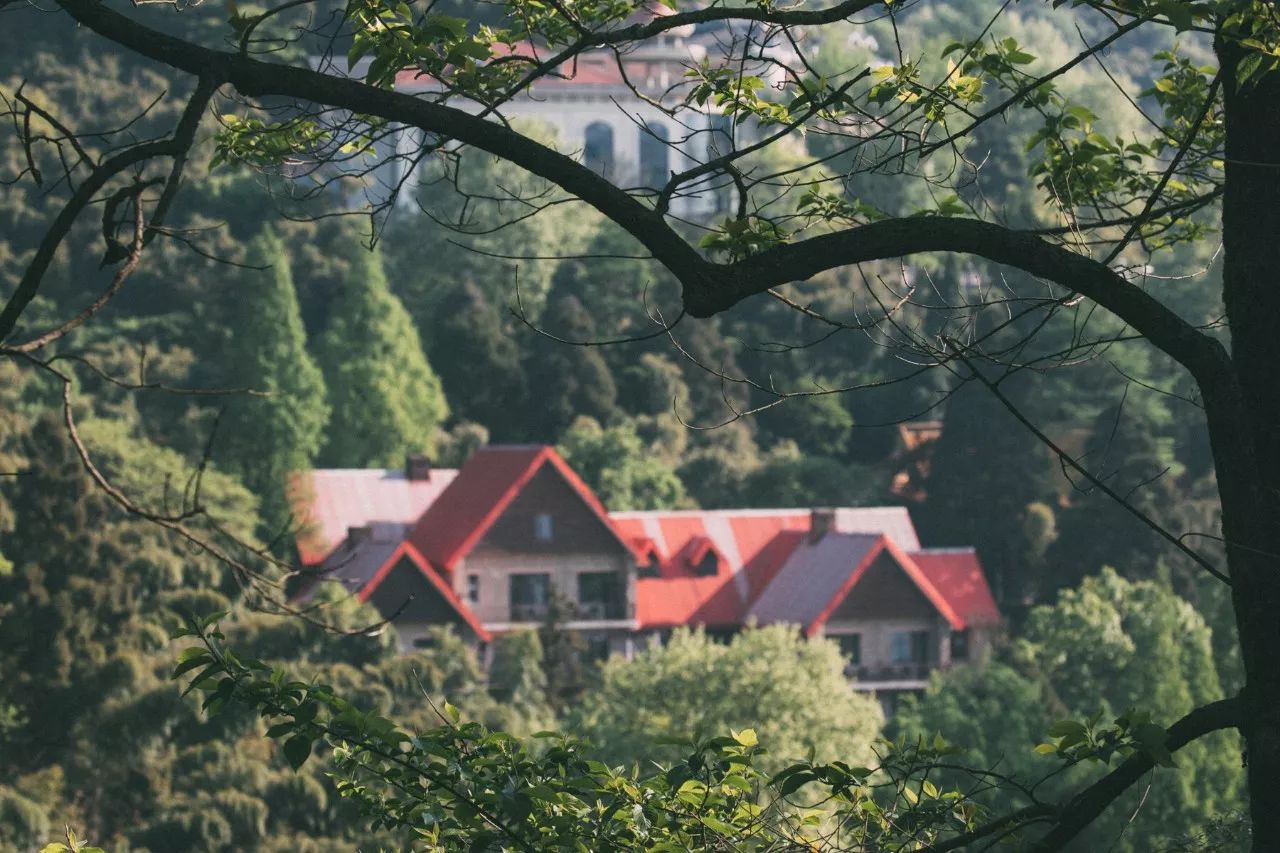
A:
521 291 621 440
923 375 1058 606
430 280 527 440
217 230 329 534
316 238 449 467
1046 392 1181 594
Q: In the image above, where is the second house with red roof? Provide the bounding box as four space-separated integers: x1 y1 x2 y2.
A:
293 445 1001 706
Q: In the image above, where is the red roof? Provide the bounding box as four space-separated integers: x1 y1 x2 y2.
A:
407 445 634 571
614 510 811 628
292 468 459 566
747 533 993 634
910 548 1001 628
358 542 492 642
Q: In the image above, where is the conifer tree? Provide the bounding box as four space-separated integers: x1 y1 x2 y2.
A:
429 280 527 440
1046 393 1181 594
521 291 620 440
315 238 449 467
923 376 1058 606
217 230 329 533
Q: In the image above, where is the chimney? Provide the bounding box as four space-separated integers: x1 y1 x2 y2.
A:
809 508 836 543
405 452 432 481
347 525 372 547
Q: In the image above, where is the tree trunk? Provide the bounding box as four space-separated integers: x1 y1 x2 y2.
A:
1214 41 1280 851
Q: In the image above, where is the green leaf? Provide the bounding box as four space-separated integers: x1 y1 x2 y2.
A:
283 734 313 770
39 845 70 853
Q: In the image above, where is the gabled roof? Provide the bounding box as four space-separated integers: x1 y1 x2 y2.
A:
358 542 491 642
747 533 989 634
910 548 1001 628
615 507 931 630
292 468 458 566
406 445 633 571
746 533 885 633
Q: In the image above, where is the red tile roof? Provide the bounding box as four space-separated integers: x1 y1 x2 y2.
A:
406 445 634 572
910 548 1001 628
292 468 459 566
614 509 812 628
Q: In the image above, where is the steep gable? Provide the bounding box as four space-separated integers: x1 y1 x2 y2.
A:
359 544 491 641
474 464 625 555
406 445 632 570
827 552 939 621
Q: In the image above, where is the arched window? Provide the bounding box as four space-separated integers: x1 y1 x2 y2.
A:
639 121 670 190
583 121 615 178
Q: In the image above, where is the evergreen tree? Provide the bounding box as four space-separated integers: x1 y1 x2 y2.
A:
923 376 1058 605
1046 392 1181 594
429 280 527 440
315 238 449 467
216 230 329 534
520 291 620 440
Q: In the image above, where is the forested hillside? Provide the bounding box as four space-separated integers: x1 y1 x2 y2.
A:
0 0 1248 849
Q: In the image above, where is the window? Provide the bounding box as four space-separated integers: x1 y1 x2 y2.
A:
950 629 970 661
693 550 718 577
534 513 554 542
510 573 550 621
578 571 619 619
583 121 615 178
891 630 931 664
466 574 480 604
639 122 670 189
835 633 862 666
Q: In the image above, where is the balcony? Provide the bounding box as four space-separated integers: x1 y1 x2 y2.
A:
847 663 935 684
509 603 550 622
575 600 627 621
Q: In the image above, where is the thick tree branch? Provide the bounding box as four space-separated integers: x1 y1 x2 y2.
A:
54 0 1231 395
1028 697 1241 852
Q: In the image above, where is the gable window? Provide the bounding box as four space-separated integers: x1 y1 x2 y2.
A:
950 629 969 661
583 121 615 178
534 513 555 543
466 574 480 605
578 571 621 619
835 633 862 666
639 122 670 189
891 630 931 664
510 573 551 621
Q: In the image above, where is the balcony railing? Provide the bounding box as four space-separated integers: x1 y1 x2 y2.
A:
846 663 935 682
576 600 626 620
509 603 549 622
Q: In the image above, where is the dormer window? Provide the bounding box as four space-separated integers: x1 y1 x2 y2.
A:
534 513 554 542
694 550 719 576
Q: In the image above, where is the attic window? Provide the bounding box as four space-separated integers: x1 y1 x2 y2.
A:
534 513 554 542
693 550 719 577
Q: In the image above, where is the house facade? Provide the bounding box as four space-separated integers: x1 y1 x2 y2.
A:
293 445 1000 705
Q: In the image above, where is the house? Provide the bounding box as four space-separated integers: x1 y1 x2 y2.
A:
292 445 1000 706
318 4 800 218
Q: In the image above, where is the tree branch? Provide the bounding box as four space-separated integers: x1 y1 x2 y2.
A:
1027 697 1241 852
53 0 1232 395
